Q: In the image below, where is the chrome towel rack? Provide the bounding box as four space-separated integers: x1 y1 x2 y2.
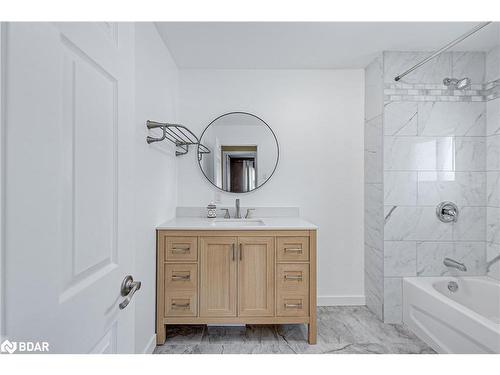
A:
146 120 211 157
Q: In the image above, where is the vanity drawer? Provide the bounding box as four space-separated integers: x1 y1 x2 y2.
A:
277 237 309 262
277 263 309 294
165 291 197 317
165 264 197 291
277 294 309 317
165 236 198 262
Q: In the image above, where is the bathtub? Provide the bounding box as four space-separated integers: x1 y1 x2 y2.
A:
403 276 500 354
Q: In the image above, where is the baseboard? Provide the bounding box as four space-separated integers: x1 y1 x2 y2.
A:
317 295 366 306
142 334 156 354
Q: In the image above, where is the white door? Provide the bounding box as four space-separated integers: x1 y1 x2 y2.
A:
1 22 136 353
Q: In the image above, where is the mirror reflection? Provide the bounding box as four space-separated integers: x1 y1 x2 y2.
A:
197 112 279 193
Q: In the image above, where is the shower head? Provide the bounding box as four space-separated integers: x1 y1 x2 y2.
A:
443 77 471 90
456 77 471 90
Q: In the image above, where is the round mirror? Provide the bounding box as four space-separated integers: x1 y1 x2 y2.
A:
197 112 279 193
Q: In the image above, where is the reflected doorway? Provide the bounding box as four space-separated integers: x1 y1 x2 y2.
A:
221 146 257 193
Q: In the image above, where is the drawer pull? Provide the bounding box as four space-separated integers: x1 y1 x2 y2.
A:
284 303 303 309
284 247 302 253
284 274 303 281
172 302 190 309
171 274 190 281
171 246 190 253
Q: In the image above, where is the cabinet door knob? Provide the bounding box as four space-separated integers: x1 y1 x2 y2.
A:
239 243 243 260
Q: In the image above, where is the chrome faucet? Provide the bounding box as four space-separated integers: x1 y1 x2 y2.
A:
443 257 467 272
235 199 241 219
486 254 500 272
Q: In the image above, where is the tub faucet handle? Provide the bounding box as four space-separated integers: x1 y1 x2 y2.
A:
436 201 459 223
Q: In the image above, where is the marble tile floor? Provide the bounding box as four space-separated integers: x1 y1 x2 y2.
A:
154 306 435 354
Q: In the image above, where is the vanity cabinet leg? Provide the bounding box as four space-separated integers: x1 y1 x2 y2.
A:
308 321 317 345
157 324 166 345
308 229 317 345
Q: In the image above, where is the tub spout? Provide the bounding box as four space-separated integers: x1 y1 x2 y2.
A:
443 257 467 272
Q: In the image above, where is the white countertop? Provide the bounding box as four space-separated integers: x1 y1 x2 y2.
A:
156 217 317 230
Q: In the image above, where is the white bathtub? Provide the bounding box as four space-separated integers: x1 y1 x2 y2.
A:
403 276 500 353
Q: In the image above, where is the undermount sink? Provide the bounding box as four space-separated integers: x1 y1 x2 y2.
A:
212 219 265 227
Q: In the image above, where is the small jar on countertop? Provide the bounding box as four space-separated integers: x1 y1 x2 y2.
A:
207 202 217 218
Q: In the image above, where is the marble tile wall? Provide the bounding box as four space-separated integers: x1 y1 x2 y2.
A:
365 45 499 323
364 54 384 319
381 51 488 323
383 81 500 103
486 29 500 281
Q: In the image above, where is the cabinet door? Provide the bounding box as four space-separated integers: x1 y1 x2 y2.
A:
200 237 237 317
238 236 275 317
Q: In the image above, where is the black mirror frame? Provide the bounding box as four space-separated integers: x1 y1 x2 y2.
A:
196 111 280 194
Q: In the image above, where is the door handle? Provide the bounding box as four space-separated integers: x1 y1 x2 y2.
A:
239 243 243 260
119 275 142 310
232 243 235 261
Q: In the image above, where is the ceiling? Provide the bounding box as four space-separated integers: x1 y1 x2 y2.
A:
155 22 499 69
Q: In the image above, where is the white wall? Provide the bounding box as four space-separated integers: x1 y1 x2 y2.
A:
134 23 179 353
177 69 365 304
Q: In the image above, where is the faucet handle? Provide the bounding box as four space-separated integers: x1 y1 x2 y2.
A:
220 208 230 219
245 208 255 219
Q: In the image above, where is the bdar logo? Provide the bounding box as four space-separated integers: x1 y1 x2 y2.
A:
0 339 17 354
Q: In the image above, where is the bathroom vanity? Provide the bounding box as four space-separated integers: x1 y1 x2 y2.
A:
156 217 317 344
153 112 317 344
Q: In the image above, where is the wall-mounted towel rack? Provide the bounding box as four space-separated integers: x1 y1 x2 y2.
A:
146 120 211 157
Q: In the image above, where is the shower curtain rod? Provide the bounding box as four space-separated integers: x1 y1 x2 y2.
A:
394 22 492 82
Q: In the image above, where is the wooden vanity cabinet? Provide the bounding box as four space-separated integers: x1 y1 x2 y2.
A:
199 236 237 317
156 230 317 344
237 236 275 317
